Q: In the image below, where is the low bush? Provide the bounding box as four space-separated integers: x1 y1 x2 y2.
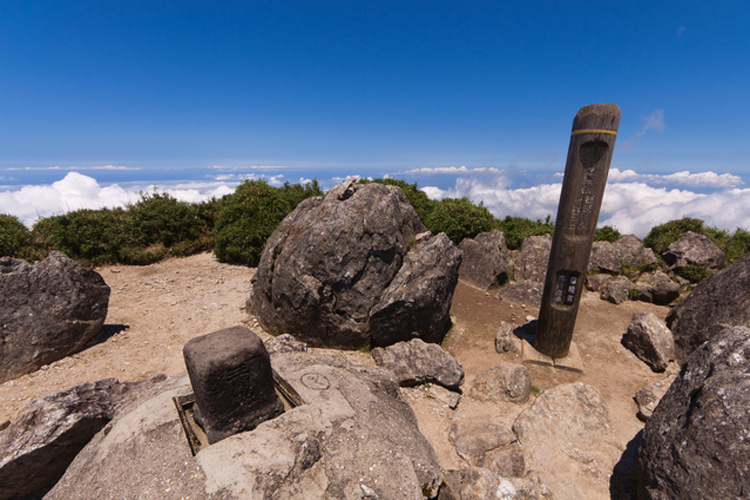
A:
675 264 712 284
0 214 30 258
495 215 554 250
121 192 215 263
644 217 706 257
213 180 323 265
423 197 495 245
594 225 621 243
30 208 129 265
644 217 750 265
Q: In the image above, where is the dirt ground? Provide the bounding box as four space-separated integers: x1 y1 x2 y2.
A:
0 252 676 498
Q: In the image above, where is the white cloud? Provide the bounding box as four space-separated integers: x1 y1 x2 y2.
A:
622 109 665 150
608 168 744 188
209 165 293 171
0 172 236 227
422 169 750 237
404 166 502 175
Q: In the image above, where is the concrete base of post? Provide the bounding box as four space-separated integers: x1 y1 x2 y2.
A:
521 339 584 373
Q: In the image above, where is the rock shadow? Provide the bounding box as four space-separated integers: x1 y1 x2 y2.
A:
83 324 129 350
609 429 642 500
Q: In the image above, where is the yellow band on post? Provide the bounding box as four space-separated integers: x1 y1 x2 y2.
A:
571 128 617 136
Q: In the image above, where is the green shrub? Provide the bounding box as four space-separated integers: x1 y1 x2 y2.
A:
0 214 30 258
31 208 130 265
594 225 621 243
721 228 750 264
643 217 706 257
644 217 750 265
121 192 215 262
423 197 495 245
359 178 437 224
213 180 322 265
28 192 218 266
495 215 555 250
675 264 712 284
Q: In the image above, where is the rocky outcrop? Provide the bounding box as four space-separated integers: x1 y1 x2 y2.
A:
588 235 657 275
0 379 121 500
0 252 110 383
468 363 531 404
666 252 750 363
458 230 509 291
438 467 551 500
663 231 725 271
371 338 464 390
638 326 750 500
449 418 524 478
0 375 173 500
249 182 462 349
586 273 612 292
633 270 681 305
622 312 674 372
512 382 619 500
616 235 658 272
369 233 463 346
45 351 444 500
513 234 551 283
496 281 543 309
600 275 632 304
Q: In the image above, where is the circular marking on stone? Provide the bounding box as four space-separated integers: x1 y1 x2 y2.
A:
301 373 330 390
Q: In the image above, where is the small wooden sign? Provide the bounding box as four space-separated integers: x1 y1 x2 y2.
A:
534 104 621 359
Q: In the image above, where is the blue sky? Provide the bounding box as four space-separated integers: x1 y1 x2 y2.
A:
2 1 749 236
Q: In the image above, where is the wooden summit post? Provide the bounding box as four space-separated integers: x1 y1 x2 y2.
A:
534 103 620 359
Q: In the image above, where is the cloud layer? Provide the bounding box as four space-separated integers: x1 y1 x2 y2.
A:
2 169 749 239
0 172 233 227
421 169 750 237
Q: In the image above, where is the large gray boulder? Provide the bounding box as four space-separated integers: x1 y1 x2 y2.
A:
249 182 462 349
369 233 463 346
458 230 509 291
513 234 551 283
512 382 619 500
638 326 750 500
45 351 444 500
666 252 750 363
0 252 110 383
663 231 725 271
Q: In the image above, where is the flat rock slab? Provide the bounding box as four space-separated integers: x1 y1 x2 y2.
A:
45 351 443 500
512 382 619 500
